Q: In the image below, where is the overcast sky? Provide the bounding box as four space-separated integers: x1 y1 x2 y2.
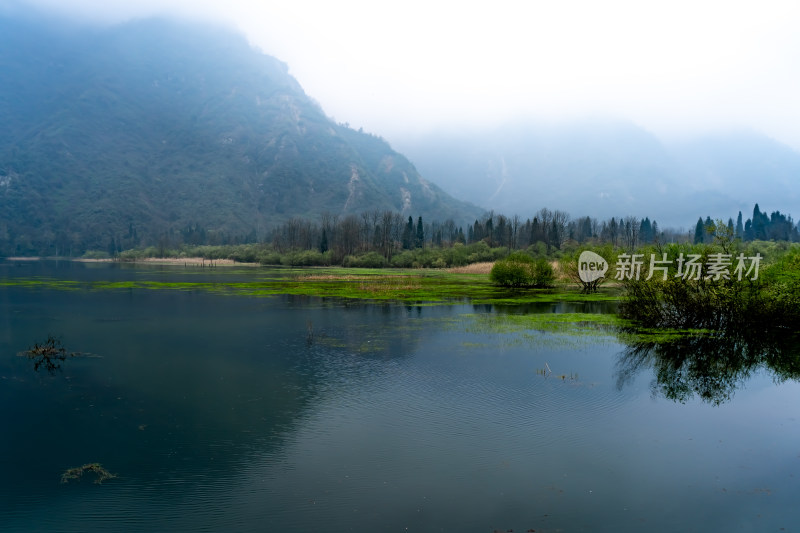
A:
8 0 800 150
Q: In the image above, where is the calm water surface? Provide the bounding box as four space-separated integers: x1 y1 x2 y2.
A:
1 261 798 532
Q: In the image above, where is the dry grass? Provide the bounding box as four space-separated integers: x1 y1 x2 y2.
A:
297 274 374 281
358 279 423 293
138 257 247 266
447 262 495 274
74 257 256 266
297 273 424 293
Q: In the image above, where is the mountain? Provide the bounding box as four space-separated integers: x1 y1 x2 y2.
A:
0 15 481 256
393 120 800 228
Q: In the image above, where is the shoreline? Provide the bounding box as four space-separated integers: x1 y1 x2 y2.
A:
4 256 490 272
3 256 258 267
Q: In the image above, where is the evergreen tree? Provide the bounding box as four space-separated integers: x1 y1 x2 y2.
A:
639 217 653 244
472 220 483 242
694 217 705 244
319 228 328 253
752 204 768 240
402 216 414 249
415 216 424 248
704 216 714 243
530 217 541 245
608 217 618 246
495 216 507 247
735 211 743 240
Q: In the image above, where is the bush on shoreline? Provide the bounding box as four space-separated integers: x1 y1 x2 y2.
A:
489 252 555 288
110 241 511 269
618 242 800 332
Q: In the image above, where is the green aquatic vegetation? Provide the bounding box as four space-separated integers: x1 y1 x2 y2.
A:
0 266 623 305
460 341 488 348
312 336 348 349
431 312 623 352
60 463 117 484
0 277 83 291
464 312 628 336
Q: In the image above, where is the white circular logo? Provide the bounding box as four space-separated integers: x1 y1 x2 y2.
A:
578 251 608 283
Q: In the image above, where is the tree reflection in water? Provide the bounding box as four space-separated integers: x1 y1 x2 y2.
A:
616 328 800 405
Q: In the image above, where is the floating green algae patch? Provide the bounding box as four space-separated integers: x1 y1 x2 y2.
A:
0 267 715 346
0 267 621 305
455 312 628 339
437 311 716 349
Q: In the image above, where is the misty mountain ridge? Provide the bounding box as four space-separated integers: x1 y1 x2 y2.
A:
0 15 480 256
393 119 800 229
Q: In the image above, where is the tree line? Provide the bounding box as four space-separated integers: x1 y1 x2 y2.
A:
264 207 677 263
694 204 799 244
10 202 798 262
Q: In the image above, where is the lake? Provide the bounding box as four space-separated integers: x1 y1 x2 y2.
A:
1 260 798 532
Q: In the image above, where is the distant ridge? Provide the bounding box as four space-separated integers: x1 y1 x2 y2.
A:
394 120 800 228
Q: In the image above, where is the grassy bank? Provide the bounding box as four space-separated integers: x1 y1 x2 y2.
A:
0 263 620 305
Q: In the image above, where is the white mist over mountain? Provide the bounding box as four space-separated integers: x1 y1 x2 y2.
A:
10 0 800 152
5 0 800 228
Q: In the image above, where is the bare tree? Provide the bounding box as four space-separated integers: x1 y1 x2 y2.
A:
550 210 570 249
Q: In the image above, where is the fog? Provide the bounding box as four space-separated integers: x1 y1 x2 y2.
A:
7 0 800 152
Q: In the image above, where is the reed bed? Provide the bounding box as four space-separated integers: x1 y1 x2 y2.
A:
446 262 494 274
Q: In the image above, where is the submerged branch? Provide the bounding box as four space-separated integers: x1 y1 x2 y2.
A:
18 335 82 374
61 463 117 484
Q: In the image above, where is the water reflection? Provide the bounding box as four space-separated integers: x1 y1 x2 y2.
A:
616 328 800 405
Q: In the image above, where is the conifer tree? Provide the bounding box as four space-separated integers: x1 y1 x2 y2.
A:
735 211 743 240
402 216 414 249
694 217 705 244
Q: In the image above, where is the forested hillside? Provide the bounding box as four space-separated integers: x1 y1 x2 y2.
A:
0 15 481 256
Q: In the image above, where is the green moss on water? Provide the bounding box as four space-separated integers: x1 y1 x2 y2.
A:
0 267 622 305
462 312 628 335
0 266 720 346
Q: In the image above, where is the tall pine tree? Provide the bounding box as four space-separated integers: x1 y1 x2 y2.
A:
735 211 743 240
415 216 424 249
694 217 705 244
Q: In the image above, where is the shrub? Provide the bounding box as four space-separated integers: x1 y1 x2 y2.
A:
282 250 327 266
82 250 110 260
342 252 386 268
258 251 283 265
465 241 494 263
530 258 555 287
490 253 554 288
390 251 415 268
443 242 469 267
